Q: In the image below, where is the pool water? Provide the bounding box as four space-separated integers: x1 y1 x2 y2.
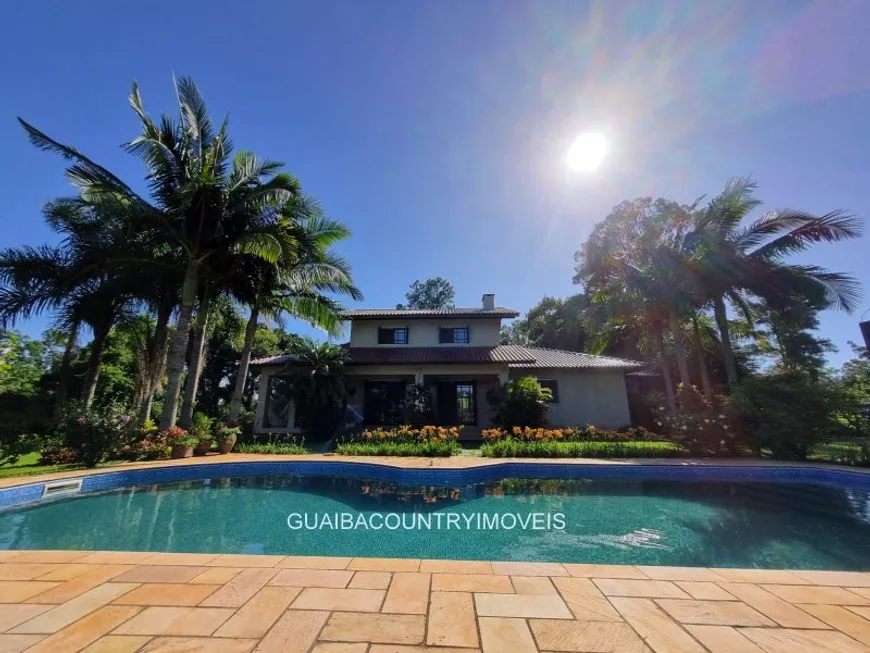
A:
2 475 869 569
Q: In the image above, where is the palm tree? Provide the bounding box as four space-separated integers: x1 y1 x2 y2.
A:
227 197 362 423
687 177 863 385
283 338 351 437
19 78 301 428
0 199 136 407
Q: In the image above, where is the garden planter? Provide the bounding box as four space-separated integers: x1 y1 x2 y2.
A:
171 445 193 459
194 439 213 456
217 435 237 454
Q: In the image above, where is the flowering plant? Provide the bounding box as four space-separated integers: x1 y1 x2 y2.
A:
160 426 199 447
59 403 134 467
651 385 752 456
481 425 661 443
356 425 461 444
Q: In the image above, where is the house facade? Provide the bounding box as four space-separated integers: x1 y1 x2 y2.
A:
250 294 641 436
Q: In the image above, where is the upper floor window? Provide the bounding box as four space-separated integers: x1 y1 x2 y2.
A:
439 327 470 344
378 327 408 344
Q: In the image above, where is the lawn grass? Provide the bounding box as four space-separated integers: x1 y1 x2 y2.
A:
0 452 128 480
479 440 687 458
808 438 870 467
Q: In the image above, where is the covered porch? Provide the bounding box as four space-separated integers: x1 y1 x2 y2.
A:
345 364 508 437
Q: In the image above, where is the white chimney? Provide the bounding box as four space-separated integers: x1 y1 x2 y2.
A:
481 293 495 310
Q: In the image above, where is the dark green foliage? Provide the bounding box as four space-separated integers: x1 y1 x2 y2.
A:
336 441 461 457
397 278 455 310
500 295 588 352
487 377 552 428
402 384 433 427
60 403 132 467
480 440 685 458
733 374 847 460
285 338 350 439
236 440 307 455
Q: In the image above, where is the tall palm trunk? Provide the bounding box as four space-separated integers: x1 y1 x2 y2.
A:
81 325 110 408
160 263 198 430
54 321 80 418
668 308 691 389
137 303 172 425
692 315 712 400
654 326 677 415
229 302 259 423
180 293 212 429
713 294 738 387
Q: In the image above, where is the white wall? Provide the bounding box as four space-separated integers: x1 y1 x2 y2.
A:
510 368 631 428
349 318 501 347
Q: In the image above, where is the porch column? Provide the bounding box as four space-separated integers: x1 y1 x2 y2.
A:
415 368 424 385
498 366 509 385
254 370 271 432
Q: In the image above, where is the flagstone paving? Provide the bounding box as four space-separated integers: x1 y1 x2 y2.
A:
0 552 868 652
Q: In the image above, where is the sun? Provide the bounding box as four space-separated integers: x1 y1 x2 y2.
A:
566 132 607 172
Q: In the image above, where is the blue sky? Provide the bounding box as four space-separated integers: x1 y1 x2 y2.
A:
1 0 868 365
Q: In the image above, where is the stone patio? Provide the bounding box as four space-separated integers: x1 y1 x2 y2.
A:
1 550 869 652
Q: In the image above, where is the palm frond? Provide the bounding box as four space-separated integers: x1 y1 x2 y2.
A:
783 265 863 313
750 210 863 260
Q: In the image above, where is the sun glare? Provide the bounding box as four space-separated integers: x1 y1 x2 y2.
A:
566 132 607 172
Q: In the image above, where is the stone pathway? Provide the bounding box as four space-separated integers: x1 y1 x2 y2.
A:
1 551 869 652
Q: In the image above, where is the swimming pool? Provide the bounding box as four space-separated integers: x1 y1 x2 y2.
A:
2 462 869 569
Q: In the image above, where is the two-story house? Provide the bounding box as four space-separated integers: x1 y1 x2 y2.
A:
250 293 641 436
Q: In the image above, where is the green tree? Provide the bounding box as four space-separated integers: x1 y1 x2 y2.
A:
503 295 588 352
686 177 862 385
227 195 362 423
397 277 455 309
0 330 48 395
284 338 351 438
19 78 301 428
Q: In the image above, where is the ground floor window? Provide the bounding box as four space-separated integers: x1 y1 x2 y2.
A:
436 381 477 425
264 375 294 428
537 379 559 403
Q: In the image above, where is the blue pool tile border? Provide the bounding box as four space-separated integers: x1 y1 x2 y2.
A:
2 461 870 509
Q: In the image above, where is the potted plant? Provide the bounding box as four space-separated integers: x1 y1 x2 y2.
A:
215 424 240 454
164 426 198 459
190 412 215 456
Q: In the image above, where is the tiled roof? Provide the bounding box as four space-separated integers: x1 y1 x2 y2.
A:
251 345 641 369
341 307 520 319
508 347 643 370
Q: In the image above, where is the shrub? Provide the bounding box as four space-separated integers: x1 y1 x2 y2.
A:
650 385 753 457
160 426 198 448
480 440 685 458
337 425 462 457
60 404 133 467
487 377 552 428
733 374 844 460
337 441 460 457
236 440 307 455
189 412 214 439
214 424 241 442
40 444 79 465
481 426 661 443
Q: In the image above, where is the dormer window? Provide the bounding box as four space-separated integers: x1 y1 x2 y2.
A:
378 327 408 344
439 327 470 344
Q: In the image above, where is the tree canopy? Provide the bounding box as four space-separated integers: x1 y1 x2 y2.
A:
397 278 455 309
